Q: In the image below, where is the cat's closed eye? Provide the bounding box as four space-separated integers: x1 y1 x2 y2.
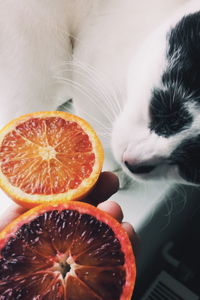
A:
149 87 193 137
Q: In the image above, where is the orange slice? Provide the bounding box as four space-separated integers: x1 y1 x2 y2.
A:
0 111 104 208
0 201 136 299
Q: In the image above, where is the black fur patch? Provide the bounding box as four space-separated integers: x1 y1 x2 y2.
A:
149 87 193 137
149 12 200 137
170 135 200 184
167 11 200 91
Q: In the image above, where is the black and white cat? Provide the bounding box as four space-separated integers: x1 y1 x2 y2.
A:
0 0 199 211
112 0 200 187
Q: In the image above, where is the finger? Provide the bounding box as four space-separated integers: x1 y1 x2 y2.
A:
0 204 27 231
85 172 119 206
122 222 140 257
97 200 124 223
97 202 139 255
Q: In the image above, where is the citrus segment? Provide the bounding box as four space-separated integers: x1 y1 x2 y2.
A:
0 202 136 299
66 275 102 300
0 112 103 207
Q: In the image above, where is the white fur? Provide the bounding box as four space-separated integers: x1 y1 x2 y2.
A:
0 0 100 127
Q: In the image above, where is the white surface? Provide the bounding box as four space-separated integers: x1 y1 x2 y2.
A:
110 181 171 231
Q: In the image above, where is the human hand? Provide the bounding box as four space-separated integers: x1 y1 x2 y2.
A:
0 171 139 255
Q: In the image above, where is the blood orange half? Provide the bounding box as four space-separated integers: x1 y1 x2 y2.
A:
0 201 136 299
0 111 104 208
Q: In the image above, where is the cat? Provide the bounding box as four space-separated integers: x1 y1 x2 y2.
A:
0 0 199 220
112 0 200 187
110 0 200 229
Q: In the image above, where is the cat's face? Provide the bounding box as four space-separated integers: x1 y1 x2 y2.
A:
112 11 200 185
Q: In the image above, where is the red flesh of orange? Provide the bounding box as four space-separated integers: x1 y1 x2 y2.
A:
0 202 136 300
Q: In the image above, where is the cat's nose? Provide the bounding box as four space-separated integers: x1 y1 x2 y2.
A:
124 161 156 174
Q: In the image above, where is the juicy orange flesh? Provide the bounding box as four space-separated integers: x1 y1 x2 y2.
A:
0 117 95 195
0 209 126 300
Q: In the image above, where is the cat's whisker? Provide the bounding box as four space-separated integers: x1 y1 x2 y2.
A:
54 76 113 134
54 75 114 124
173 185 187 213
74 60 121 100
62 59 122 112
60 63 119 120
74 60 123 114
54 63 117 120
56 33 120 105
52 33 123 115
64 62 121 120
165 195 173 218
53 53 123 121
